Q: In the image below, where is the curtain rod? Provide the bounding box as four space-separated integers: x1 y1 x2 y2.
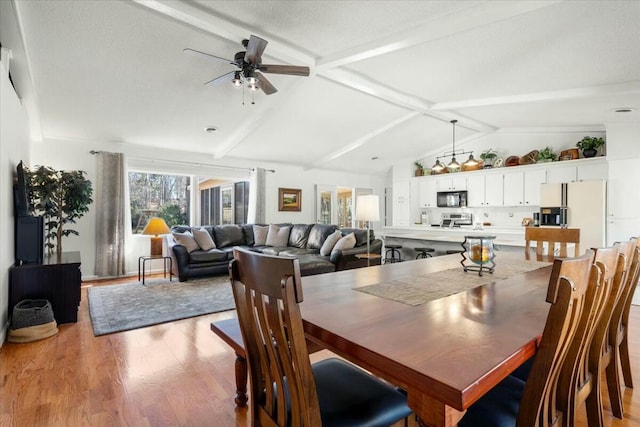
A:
89 150 274 173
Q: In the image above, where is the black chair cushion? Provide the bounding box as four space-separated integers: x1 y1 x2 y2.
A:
457 374 525 427
312 358 412 427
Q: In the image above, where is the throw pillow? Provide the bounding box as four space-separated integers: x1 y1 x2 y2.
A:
253 225 269 246
320 230 343 256
332 232 356 253
265 224 291 247
192 228 216 251
172 231 201 253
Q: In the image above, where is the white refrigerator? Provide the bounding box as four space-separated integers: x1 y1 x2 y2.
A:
539 180 607 251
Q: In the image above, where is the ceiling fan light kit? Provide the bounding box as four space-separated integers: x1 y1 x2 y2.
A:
184 35 310 101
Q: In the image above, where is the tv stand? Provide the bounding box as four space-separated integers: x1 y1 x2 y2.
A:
9 252 81 324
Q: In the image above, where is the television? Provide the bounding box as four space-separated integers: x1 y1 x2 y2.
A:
13 161 30 217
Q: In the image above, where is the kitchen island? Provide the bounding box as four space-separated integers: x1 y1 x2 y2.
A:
382 225 526 259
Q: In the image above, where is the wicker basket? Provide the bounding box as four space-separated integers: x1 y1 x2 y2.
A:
11 299 56 329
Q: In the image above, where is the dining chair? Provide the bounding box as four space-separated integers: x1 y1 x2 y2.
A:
618 237 640 390
605 239 640 419
457 250 595 427
557 246 618 427
586 240 636 426
229 247 413 427
525 227 581 262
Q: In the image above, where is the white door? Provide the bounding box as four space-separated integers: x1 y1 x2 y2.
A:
503 171 524 206
484 173 504 207
466 177 485 207
315 185 337 224
523 169 546 206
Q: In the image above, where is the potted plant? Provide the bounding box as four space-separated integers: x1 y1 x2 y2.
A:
538 146 557 163
414 161 424 176
26 165 93 256
479 149 498 168
576 136 605 158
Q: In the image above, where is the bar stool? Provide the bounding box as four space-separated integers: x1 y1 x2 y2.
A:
415 247 435 259
385 244 403 263
446 249 463 255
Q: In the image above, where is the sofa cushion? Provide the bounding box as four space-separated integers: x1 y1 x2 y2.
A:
288 224 313 248
260 246 290 256
266 224 291 247
189 249 227 263
332 232 356 252
278 248 318 257
340 228 371 247
297 255 336 276
253 225 269 246
320 230 343 256
172 231 200 253
307 224 338 250
213 224 245 248
192 227 216 251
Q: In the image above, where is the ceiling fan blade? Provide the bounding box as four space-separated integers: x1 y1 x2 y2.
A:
244 35 268 65
183 48 236 66
256 73 278 95
204 71 235 86
259 64 310 76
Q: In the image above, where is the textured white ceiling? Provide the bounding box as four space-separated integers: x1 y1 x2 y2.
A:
5 0 640 174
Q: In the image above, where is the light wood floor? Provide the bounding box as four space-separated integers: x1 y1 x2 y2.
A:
1 275 639 426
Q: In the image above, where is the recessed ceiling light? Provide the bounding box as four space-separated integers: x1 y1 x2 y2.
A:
204 126 217 133
613 108 635 113
371 156 379 160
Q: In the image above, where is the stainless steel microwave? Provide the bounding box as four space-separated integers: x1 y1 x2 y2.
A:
436 191 467 208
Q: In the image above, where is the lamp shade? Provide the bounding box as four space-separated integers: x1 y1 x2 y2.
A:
142 217 171 236
356 195 380 222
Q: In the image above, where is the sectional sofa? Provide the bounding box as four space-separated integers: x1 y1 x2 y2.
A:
164 223 382 282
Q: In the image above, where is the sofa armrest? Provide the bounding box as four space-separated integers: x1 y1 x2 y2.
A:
164 235 190 281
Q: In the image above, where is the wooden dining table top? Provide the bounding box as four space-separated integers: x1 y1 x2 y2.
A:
299 254 553 427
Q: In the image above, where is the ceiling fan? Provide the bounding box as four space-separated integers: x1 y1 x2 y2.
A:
184 35 310 95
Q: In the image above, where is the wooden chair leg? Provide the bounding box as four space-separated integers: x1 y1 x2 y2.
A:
605 350 624 418
586 375 604 427
620 334 634 389
234 353 248 407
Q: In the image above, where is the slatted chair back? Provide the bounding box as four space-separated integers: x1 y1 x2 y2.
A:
586 240 636 426
525 227 581 262
557 246 618 427
619 237 640 390
605 239 640 418
516 250 594 427
229 247 321 427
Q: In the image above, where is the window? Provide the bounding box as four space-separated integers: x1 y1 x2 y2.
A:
129 171 190 233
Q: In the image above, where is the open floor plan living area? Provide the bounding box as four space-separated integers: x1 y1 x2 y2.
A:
2 1 640 426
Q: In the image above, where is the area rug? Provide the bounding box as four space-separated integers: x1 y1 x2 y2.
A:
88 275 235 336
356 256 550 306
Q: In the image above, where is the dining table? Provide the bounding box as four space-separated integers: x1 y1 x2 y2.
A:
299 253 553 427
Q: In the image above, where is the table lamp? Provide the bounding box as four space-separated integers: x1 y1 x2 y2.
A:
356 194 380 266
142 217 171 257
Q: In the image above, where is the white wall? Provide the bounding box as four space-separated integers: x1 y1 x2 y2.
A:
30 138 385 279
1 55 32 342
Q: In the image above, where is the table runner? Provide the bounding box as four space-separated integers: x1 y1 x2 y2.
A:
355 253 550 306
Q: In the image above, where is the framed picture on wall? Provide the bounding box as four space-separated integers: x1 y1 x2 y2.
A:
278 188 302 211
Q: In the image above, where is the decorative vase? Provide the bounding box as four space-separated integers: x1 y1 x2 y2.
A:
415 169 423 177
582 148 597 158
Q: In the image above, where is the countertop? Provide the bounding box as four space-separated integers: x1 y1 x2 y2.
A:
383 225 526 246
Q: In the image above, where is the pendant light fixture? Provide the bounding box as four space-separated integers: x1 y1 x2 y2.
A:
430 119 476 174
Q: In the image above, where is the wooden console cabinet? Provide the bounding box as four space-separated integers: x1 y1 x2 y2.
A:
9 252 81 324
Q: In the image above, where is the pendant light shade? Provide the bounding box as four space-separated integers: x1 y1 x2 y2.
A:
447 120 460 172
431 159 445 174
429 118 475 174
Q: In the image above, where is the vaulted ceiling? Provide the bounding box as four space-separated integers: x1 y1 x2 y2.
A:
4 0 640 174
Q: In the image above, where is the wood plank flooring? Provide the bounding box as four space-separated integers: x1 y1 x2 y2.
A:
1 275 639 426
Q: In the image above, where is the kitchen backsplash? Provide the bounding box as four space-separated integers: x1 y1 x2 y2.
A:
418 206 538 228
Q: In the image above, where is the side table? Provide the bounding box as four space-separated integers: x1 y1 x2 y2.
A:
138 255 172 285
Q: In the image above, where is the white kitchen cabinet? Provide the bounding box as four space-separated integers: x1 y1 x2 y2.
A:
466 173 503 207
484 173 504 206
547 165 576 183
577 161 607 181
392 181 411 226
418 178 438 208
436 176 467 191
502 169 545 206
